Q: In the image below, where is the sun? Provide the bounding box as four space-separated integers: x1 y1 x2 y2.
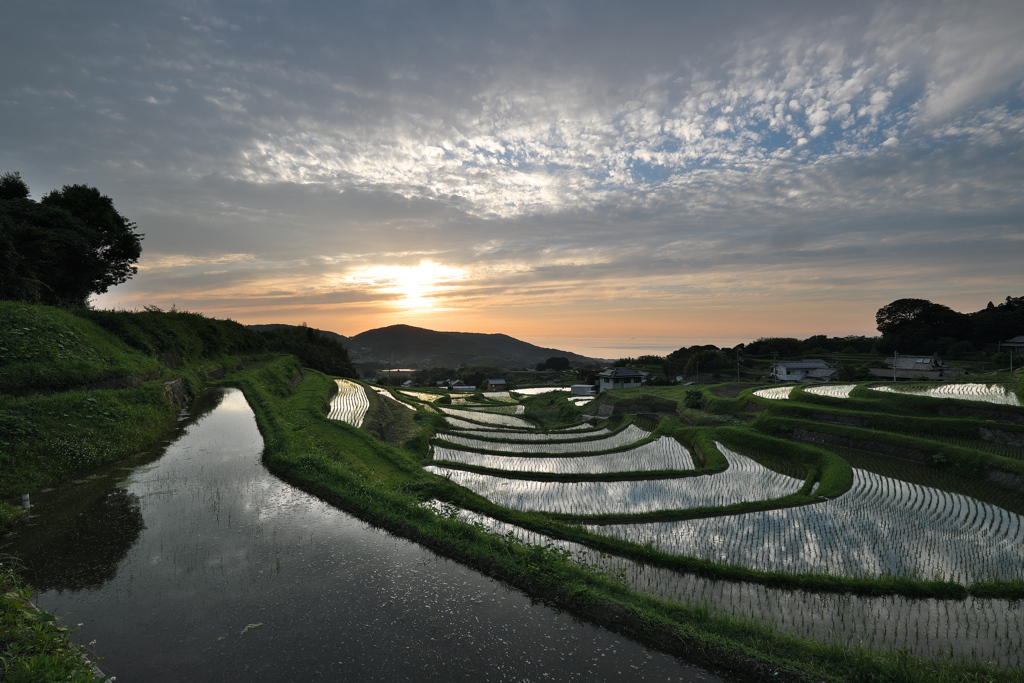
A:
347 260 467 312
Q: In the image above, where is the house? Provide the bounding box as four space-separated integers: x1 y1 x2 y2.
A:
869 354 965 380
771 360 837 382
597 367 643 393
1002 335 1024 351
485 378 508 391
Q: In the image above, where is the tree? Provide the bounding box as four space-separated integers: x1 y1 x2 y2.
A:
0 172 29 200
0 176 143 307
875 298 971 353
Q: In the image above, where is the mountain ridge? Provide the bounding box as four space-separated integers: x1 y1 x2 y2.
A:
247 322 606 369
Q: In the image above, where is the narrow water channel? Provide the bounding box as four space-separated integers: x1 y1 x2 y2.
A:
2 389 724 682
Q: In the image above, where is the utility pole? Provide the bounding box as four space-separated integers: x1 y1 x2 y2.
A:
893 351 898 383
771 351 779 382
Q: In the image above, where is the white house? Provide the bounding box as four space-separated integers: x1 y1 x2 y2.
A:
771 359 837 382
597 367 643 393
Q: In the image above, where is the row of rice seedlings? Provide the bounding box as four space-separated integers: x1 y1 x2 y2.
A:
592 467 1024 583
432 436 697 474
481 391 516 401
368 385 416 410
426 444 801 515
753 386 794 400
327 379 370 427
449 426 611 441
802 384 857 398
869 383 1022 406
512 387 571 396
396 390 446 402
439 407 537 428
436 424 651 454
448 404 526 415
423 502 1024 667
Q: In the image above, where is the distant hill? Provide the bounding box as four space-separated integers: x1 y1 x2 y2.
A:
348 324 604 369
247 323 604 370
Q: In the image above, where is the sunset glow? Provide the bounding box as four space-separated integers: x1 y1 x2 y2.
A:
8 0 1022 354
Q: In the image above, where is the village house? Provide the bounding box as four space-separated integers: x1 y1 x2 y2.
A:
597 367 643 393
869 354 965 380
485 378 507 391
771 360 837 382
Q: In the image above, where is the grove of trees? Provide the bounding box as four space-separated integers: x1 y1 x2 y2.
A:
0 171 143 307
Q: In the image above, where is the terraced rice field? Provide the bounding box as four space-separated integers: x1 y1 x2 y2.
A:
802 384 856 398
753 386 794 400
431 436 695 474
436 424 650 454
425 503 1024 667
481 391 516 401
452 404 526 415
369 385 416 409
396 390 446 402
591 467 1024 583
426 444 802 515
450 426 609 441
328 379 370 426
869 383 1022 406
512 387 571 396
439 407 537 428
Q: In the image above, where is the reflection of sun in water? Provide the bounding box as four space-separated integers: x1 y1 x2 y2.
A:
347 261 467 312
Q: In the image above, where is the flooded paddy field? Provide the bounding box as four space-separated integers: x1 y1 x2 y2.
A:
2 389 723 682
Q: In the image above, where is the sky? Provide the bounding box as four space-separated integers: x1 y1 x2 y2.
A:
2 0 1022 356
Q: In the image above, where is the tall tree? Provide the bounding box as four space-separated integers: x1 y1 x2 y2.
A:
0 175 143 306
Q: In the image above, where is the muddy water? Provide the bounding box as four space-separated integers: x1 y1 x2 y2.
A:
2 389 723 682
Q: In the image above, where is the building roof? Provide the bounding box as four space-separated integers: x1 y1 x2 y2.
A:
774 359 830 370
597 367 643 378
1004 335 1024 345
885 355 945 370
487 378 507 385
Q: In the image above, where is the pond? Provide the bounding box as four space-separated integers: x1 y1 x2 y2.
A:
1 388 724 682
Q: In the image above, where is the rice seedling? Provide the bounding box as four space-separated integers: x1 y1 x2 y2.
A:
753 386 795 400
396 390 446 402
327 379 370 427
436 424 651 454
869 383 1022 406
449 426 610 441
431 436 696 475
426 443 801 515
512 387 571 396
423 503 1024 667
438 407 537 428
592 467 1024 583
368 385 415 410
802 384 857 399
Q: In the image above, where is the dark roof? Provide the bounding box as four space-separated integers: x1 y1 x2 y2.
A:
598 367 643 378
487 378 507 384
885 355 944 370
1004 335 1024 345
774 359 830 370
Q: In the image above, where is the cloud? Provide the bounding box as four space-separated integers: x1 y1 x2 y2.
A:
2 0 1022 341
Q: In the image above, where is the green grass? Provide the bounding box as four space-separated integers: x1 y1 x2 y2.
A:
0 301 159 393
1 559 106 682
